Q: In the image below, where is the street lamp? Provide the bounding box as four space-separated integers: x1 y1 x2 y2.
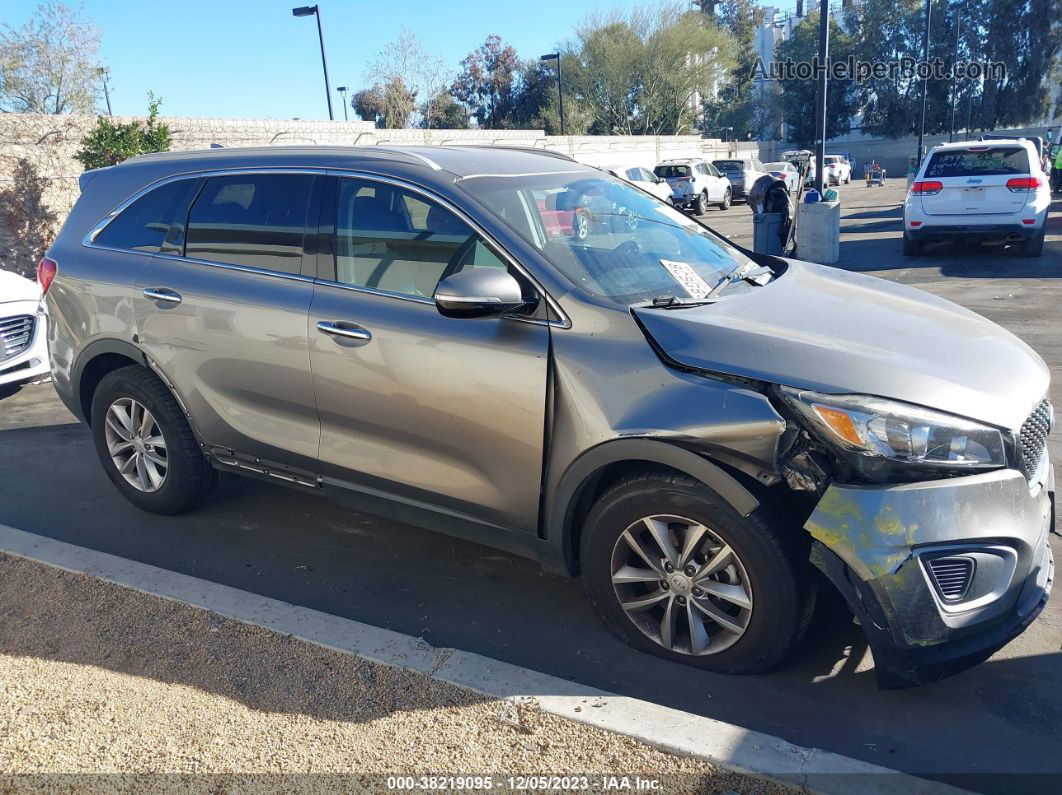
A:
96 67 112 116
336 85 349 121
292 5 334 121
540 53 565 135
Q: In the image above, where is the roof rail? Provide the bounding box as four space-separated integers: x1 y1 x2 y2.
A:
465 144 577 163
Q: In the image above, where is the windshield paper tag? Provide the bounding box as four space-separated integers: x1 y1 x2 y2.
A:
660 259 711 299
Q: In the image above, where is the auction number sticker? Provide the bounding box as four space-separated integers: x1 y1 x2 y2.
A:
659 259 711 299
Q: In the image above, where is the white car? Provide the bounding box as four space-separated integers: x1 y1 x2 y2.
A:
903 139 1050 257
0 268 49 391
653 158 732 214
603 164 673 204
824 155 852 185
763 161 801 193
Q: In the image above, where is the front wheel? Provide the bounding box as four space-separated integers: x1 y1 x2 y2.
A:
91 365 216 515
718 188 731 211
571 210 590 241
581 470 814 673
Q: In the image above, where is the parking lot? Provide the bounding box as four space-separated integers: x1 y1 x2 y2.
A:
1 178 1060 791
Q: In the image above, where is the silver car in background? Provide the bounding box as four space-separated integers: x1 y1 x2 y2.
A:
43 145 1053 687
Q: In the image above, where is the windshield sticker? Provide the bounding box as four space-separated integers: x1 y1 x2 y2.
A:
660 259 711 299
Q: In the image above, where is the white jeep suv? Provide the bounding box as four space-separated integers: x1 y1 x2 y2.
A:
903 139 1050 257
653 158 732 214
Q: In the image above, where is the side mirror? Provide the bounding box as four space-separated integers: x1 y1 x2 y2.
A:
434 269 528 319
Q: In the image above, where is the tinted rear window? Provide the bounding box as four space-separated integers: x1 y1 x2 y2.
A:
185 173 314 274
924 147 1030 178
713 160 746 171
94 179 196 253
654 165 690 178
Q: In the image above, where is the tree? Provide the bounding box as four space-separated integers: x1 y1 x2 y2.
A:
566 5 735 135
451 34 522 128
0 1 102 114
367 28 450 128
0 159 57 278
776 13 859 145
351 79 415 129
421 92 470 129
74 95 172 170
702 0 764 138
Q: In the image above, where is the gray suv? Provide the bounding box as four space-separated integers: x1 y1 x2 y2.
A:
42 146 1053 687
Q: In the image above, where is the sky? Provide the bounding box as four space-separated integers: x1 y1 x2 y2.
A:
0 0 659 120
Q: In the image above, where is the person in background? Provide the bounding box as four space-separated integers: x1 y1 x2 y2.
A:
1053 144 1062 194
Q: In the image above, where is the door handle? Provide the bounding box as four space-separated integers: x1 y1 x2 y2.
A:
317 321 372 343
143 287 182 305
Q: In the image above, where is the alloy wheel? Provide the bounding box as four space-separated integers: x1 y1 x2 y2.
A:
611 514 753 655
104 397 168 492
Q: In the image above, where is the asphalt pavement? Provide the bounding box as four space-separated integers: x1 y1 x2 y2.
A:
1 180 1060 791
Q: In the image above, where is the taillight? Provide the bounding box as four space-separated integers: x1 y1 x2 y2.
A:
1006 176 1041 192
37 257 57 295
912 180 943 195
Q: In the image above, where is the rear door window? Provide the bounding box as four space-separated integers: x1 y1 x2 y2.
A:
94 179 197 253
185 173 314 274
924 147 1030 178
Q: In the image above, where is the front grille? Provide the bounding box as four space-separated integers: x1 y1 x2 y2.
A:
926 556 975 602
1018 399 1052 480
0 315 35 363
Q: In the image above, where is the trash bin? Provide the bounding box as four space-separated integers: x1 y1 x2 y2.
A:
749 175 793 255
753 212 786 255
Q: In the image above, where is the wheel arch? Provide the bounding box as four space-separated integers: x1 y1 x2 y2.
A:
544 438 760 576
73 339 149 425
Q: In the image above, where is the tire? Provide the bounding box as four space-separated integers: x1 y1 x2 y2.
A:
696 191 709 216
718 188 731 211
902 232 923 256
1022 229 1045 257
572 210 590 241
580 469 815 674
90 365 216 515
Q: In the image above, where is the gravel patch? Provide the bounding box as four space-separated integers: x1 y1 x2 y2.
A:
0 552 781 793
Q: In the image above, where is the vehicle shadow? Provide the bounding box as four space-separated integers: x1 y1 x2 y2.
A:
1 418 1061 783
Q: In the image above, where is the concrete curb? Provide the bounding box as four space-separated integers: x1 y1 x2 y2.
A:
0 523 963 794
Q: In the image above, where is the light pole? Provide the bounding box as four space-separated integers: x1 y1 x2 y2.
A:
813 0 829 194
337 85 349 121
96 67 112 116
540 53 564 135
947 0 965 142
292 5 334 121
915 0 932 165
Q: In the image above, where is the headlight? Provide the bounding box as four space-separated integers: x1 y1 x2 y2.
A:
780 387 1006 475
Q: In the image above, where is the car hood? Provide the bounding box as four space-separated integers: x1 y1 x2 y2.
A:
633 259 1048 430
0 270 41 305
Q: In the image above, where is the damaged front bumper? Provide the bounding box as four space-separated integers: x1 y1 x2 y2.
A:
806 460 1054 688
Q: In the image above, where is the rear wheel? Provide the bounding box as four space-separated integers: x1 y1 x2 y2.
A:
91 366 216 515
1022 228 1045 257
718 188 731 211
580 470 814 673
696 191 710 216
902 232 923 256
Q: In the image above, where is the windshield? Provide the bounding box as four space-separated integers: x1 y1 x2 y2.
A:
924 147 1030 177
457 170 750 306
654 164 691 178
